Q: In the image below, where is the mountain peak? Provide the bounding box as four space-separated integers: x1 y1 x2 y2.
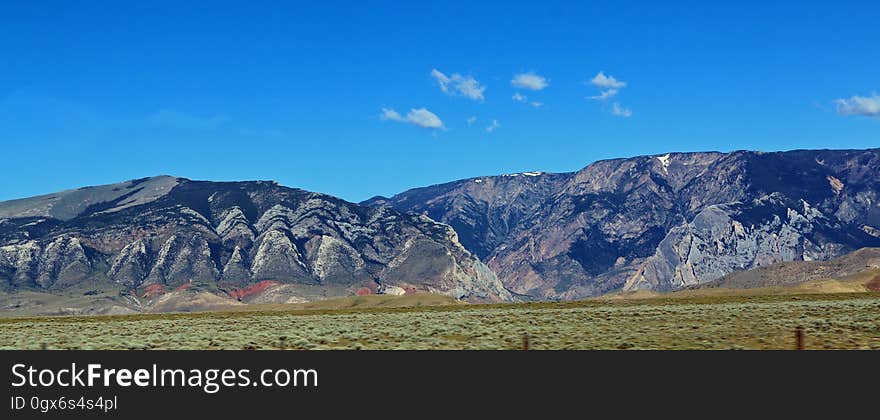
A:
0 175 182 221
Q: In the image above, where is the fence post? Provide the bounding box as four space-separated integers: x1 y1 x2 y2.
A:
795 327 804 350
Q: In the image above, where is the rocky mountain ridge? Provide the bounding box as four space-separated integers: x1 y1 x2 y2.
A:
369 148 880 299
2 148 879 310
0 178 511 306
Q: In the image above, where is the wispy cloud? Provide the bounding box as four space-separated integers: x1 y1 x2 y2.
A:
834 93 880 118
511 72 548 90
485 119 500 133
466 116 477 126
380 108 403 121
513 92 543 107
431 69 485 101
591 71 627 89
148 110 224 129
588 71 633 117
588 71 626 102
380 107 445 129
611 102 632 118
148 110 226 129
589 88 619 101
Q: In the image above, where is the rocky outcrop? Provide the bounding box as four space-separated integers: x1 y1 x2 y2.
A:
0 236 91 289
250 229 311 282
144 233 218 288
108 239 150 287
220 246 251 286
0 241 42 288
624 200 855 291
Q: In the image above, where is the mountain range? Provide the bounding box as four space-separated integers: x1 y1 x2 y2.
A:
366 148 880 299
1 148 879 313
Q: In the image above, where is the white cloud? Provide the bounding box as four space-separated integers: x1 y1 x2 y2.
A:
591 71 627 89
588 72 626 102
406 108 445 128
513 93 543 107
380 108 403 122
431 69 485 101
611 102 632 118
589 88 619 101
511 72 548 90
466 116 477 126
587 71 632 117
485 119 500 133
835 93 880 118
380 107 445 129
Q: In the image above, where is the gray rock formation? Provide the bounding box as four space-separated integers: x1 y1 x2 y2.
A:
0 178 511 302
370 149 880 299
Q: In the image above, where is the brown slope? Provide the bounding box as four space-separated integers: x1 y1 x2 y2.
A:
696 247 880 289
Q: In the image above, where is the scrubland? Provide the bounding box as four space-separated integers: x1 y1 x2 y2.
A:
2 293 878 350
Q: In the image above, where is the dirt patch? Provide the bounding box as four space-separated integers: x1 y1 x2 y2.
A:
866 275 880 291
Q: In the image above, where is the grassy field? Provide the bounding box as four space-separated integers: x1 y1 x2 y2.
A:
2 292 879 350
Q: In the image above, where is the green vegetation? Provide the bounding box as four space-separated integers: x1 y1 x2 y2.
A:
1 293 879 350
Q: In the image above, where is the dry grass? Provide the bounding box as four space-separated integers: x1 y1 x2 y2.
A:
234 293 463 312
2 292 879 350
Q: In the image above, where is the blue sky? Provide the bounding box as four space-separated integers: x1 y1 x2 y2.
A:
1 0 878 203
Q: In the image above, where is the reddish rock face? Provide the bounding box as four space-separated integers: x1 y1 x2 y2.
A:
141 284 167 298
173 283 193 292
355 287 372 296
229 280 281 300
